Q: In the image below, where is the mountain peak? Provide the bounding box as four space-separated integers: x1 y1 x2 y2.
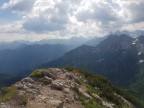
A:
93 34 133 55
107 34 132 40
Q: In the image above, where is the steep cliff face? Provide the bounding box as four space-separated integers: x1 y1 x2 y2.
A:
0 68 140 108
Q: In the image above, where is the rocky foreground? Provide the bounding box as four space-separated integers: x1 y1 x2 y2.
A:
0 68 134 108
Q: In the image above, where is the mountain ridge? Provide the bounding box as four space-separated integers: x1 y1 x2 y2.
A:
1 68 143 108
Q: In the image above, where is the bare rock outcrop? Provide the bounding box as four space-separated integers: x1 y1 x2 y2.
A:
0 68 134 108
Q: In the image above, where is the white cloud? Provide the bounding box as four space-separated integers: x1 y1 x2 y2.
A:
23 16 66 33
0 21 23 33
0 0 144 41
122 22 144 31
126 2 144 23
22 0 70 33
73 0 123 35
113 0 144 23
75 1 118 22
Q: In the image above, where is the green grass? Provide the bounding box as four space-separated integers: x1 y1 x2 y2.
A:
77 90 104 108
0 86 29 106
65 67 143 108
86 85 99 95
30 69 45 78
0 86 18 102
85 99 105 108
114 88 144 108
130 64 144 98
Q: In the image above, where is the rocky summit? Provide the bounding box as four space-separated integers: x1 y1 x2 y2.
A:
0 68 137 108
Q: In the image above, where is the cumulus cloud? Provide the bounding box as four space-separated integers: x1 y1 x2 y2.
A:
75 1 118 22
127 2 144 23
22 0 70 33
113 0 144 23
23 16 65 33
74 0 123 34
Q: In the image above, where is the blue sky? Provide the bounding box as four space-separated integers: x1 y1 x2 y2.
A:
0 8 21 24
0 0 144 42
0 0 9 5
0 0 21 24
106 0 119 8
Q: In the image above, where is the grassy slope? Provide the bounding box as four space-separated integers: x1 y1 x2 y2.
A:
65 67 144 108
130 64 144 98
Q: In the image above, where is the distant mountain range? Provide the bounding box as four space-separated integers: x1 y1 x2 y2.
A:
34 36 90 46
0 41 28 51
0 37 90 51
43 34 144 98
1 30 144 51
112 30 144 38
0 44 74 75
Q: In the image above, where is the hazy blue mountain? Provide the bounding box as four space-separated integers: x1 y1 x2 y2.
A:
34 37 90 46
0 37 89 51
85 36 107 46
0 73 22 87
0 44 73 86
0 41 28 51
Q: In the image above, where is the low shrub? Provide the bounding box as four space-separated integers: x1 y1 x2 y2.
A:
30 69 44 78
